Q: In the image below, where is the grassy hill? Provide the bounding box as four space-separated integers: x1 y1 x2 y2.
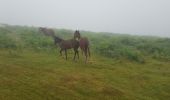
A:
0 24 170 100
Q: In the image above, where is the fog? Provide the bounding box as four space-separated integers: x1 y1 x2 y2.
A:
0 0 170 37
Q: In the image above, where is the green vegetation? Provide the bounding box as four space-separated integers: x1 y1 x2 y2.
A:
0 24 170 100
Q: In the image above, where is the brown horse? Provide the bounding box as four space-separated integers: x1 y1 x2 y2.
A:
54 36 79 60
39 27 55 37
74 30 90 62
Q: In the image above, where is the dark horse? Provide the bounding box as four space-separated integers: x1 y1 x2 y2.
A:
74 30 90 62
39 27 57 45
39 27 55 37
54 36 79 60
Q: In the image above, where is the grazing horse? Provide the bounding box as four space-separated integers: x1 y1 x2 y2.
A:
74 30 90 63
39 27 55 37
54 36 79 60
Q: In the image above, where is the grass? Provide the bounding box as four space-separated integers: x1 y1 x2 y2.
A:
0 24 170 100
0 49 170 100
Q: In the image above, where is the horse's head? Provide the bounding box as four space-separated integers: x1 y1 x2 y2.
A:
39 27 55 37
54 36 63 45
74 30 81 40
39 27 46 33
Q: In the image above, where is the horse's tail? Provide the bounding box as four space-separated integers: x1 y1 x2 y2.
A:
87 46 90 57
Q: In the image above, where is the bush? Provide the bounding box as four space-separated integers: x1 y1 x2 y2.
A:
0 25 170 61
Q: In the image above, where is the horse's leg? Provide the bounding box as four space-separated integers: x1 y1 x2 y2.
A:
87 46 90 57
73 49 76 61
84 48 88 63
60 49 62 56
65 49 67 60
77 50 79 59
81 49 84 55
75 48 79 60
81 47 87 63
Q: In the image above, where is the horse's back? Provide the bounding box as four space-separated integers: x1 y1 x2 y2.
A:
60 39 79 49
79 37 89 48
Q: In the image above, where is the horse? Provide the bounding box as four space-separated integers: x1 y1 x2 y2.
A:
54 36 79 60
39 27 55 37
74 30 90 63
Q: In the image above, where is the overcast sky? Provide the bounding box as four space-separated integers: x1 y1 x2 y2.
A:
0 0 170 37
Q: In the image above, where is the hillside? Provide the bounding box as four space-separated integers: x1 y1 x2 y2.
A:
0 25 170 100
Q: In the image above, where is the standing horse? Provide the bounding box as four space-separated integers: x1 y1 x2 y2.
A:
39 27 55 37
74 30 90 63
54 36 79 60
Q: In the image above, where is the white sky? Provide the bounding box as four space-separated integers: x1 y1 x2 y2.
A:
0 0 170 37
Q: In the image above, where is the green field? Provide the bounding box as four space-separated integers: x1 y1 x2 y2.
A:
0 24 170 100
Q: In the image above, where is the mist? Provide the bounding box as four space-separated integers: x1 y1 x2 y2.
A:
0 0 170 37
